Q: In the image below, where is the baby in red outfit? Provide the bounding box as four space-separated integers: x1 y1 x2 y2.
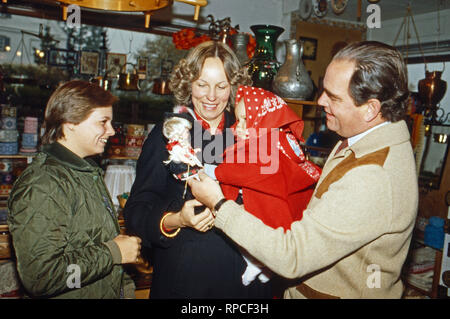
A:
214 85 322 285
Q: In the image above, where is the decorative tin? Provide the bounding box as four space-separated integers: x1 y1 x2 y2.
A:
0 130 19 142
19 147 37 153
21 133 38 147
1 117 16 130
24 117 38 133
126 124 146 137
1 106 17 118
125 136 145 148
125 147 141 158
0 142 18 155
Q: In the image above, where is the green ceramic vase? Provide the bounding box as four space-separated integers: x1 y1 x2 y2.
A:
246 24 284 91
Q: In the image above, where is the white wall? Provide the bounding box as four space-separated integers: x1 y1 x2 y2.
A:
0 15 66 65
368 10 450 124
367 8 450 48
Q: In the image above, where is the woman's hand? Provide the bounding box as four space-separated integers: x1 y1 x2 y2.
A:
164 199 215 232
188 171 225 210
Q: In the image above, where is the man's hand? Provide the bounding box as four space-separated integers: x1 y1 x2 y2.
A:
188 171 225 210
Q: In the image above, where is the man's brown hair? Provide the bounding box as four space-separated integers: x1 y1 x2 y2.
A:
333 41 409 122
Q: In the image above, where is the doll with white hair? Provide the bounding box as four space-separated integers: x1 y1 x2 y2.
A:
162 116 203 183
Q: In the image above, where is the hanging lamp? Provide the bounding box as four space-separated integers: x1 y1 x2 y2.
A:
59 0 208 28
393 4 447 123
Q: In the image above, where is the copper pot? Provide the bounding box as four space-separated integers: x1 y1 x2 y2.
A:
152 59 173 95
90 76 112 91
118 63 140 91
418 70 447 107
152 77 171 95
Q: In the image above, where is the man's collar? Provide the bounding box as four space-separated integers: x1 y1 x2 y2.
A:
348 121 391 147
349 120 410 158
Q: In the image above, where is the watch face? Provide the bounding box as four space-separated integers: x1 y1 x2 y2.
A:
331 0 348 15
298 0 313 20
313 0 328 18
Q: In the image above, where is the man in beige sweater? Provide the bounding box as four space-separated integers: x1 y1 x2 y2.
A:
188 41 418 298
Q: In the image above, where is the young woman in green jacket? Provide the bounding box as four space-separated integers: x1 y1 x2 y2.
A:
8 80 141 298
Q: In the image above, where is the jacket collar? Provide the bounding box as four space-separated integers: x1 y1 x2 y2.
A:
187 104 236 132
348 120 410 158
42 142 101 173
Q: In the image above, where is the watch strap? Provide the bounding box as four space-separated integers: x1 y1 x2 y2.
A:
213 198 227 215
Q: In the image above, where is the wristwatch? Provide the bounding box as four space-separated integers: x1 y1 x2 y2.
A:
213 198 227 217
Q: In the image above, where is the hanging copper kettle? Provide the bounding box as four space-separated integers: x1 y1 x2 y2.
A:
152 59 173 95
418 69 447 108
118 63 140 91
90 72 112 91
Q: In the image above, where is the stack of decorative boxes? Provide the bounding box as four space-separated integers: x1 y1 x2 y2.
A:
0 105 18 156
108 122 126 158
125 124 145 158
0 105 18 198
19 116 38 154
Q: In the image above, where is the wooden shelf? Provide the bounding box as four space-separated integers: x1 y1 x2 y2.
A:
283 98 319 106
284 99 319 121
0 154 35 159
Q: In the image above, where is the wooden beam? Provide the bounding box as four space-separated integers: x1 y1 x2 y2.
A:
3 0 208 37
405 54 450 64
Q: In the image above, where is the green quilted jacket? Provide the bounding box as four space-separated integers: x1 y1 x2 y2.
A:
7 143 135 298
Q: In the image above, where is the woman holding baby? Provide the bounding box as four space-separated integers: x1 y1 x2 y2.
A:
123 41 274 298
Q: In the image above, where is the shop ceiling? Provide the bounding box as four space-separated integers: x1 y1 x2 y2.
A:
331 0 450 22
2 0 450 36
1 0 210 36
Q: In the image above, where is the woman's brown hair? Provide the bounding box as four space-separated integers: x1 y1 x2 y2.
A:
41 80 118 144
169 41 252 110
